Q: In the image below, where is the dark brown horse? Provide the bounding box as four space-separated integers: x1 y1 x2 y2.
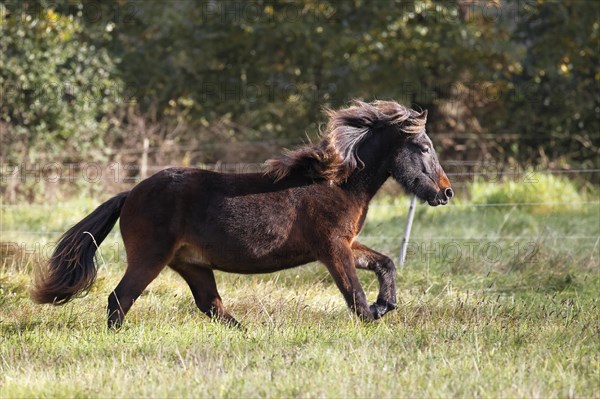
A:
32 100 453 328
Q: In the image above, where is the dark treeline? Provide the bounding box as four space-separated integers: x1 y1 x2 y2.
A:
1 0 598 175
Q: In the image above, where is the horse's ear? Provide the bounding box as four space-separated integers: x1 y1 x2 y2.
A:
420 109 428 121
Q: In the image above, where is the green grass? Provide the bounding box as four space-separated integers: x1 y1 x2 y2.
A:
1 188 599 398
468 171 592 213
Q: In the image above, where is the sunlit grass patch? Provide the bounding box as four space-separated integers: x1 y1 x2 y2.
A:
468 171 593 213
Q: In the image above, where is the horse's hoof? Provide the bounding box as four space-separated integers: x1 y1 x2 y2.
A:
370 300 396 319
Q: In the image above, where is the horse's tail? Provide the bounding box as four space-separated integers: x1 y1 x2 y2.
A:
32 192 129 305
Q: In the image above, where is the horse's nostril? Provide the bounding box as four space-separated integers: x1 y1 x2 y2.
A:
445 188 454 199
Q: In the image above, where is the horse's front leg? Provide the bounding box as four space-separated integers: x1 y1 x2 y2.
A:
351 241 397 319
320 243 374 321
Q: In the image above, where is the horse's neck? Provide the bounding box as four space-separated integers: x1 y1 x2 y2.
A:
342 161 390 203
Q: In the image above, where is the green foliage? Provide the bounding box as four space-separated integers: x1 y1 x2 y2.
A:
102 0 504 139
0 2 122 160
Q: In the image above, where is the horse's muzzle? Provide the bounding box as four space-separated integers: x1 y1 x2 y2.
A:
428 187 454 206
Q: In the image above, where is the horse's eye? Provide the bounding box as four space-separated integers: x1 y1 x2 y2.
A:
421 146 430 154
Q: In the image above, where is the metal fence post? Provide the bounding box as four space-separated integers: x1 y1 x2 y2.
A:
399 195 417 267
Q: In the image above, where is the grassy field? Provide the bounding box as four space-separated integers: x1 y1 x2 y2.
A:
1 180 599 397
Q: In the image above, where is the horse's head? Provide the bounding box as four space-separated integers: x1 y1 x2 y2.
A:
264 100 453 207
390 110 453 206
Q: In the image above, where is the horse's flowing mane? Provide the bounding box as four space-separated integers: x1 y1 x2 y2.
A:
264 100 427 184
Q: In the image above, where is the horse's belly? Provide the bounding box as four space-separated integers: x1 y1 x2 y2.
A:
176 238 315 273
213 249 316 273
178 189 317 272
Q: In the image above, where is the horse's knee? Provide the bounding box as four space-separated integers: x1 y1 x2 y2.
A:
380 256 396 275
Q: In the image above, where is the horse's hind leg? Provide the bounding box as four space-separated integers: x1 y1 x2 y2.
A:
352 241 397 319
107 257 166 329
169 261 240 327
107 235 176 329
